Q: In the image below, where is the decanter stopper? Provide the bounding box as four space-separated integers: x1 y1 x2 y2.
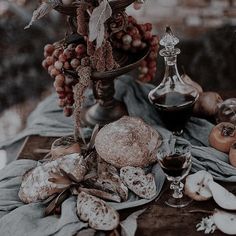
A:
159 26 180 57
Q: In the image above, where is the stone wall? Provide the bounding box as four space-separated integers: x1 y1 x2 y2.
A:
127 0 236 38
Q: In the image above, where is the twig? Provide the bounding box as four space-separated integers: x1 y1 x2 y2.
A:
34 148 51 154
189 209 213 214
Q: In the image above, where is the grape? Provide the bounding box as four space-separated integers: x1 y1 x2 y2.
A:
54 61 63 70
58 99 66 108
53 49 63 58
139 66 148 74
58 54 67 63
50 68 60 77
42 60 48 69
122 34 132 45
144 31 152 40
132 39 142 47
48 65 54 74
75 44 86 56
63 61 71 70
81 57 90 66
67 43 76 50
63 48 73 60
70 58 80 69
55 74 65 86
46 56 54 66
56 87 65 93
44 44 54 55
110 15 158 82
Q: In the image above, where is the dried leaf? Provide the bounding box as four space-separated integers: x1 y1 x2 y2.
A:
25 0 61 29
88 0 112 48
44 187 70 216
87 124 100 152
43 194 57 205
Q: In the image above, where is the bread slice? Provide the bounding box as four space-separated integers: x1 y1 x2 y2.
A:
77 191 119 231
120 166 156 199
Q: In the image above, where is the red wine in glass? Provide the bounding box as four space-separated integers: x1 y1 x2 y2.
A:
159 153 191 181
157 139 192 208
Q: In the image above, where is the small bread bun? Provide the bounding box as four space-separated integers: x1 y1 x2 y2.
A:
95 116 162 168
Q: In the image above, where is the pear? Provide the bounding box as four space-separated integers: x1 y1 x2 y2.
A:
208 181 236 210
213 209 236 235
185 170 213 201
181 74 203 94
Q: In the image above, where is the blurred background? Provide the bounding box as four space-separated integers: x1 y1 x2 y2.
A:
0 0 235 145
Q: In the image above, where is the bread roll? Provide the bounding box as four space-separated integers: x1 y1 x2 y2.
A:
95 116 162 168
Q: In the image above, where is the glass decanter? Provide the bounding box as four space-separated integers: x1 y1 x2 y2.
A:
148 27 199 135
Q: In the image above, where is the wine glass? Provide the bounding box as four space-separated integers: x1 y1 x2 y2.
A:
157 138 192 207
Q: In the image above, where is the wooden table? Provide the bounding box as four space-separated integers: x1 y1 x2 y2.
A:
17 135 236 236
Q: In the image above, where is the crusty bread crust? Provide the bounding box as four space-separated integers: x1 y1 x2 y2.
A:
19 153 87 203
95 116 162 168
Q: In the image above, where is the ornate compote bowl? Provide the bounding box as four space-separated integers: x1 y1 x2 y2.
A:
55 0 150 127
84 48 149 127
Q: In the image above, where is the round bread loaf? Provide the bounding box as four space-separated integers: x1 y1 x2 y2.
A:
95 116 162 168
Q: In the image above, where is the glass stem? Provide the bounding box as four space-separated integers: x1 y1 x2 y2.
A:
170 181 184 199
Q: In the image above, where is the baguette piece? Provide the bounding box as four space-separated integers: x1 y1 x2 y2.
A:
19 153 87 203
77 191 119 231
120 166 156 199
95 116 162 168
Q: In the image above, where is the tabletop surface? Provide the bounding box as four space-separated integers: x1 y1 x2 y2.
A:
17 135 236 236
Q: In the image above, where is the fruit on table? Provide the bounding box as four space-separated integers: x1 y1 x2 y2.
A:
213 209 236 235
193 92 223 118
181 74 203 94
208 181 236 210
216 98 236 125
185 170 213 201
209 122 236 153
229 141 236 167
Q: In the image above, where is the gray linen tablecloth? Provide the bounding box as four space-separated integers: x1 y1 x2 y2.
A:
0 75 236 236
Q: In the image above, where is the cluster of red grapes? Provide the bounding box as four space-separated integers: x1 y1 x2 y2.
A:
112 16 158 82
42 42 88 116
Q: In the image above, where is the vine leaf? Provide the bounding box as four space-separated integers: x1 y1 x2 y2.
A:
88 0 112 49
25 0 61 29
